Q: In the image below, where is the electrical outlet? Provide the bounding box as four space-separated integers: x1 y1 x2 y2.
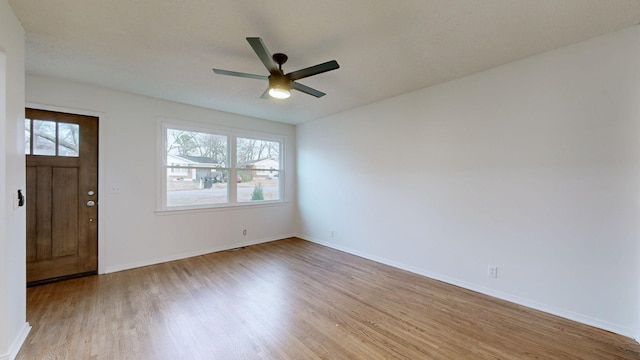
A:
242 229 247 236
110 185 121 194
488 266 498 278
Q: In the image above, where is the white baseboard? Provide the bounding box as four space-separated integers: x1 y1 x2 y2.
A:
298 234 638 340
0 322 31 360
103 234 296 274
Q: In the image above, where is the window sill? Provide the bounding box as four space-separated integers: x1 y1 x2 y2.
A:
155 200 289 216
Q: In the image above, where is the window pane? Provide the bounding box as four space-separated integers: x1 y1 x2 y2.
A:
236 138 280 166
58 122 80 157
236 137 281 202
237 169 280 202
166 128 227 166
32 120 56 156
165 127 229 208
24 119 31 155
166 167 229 207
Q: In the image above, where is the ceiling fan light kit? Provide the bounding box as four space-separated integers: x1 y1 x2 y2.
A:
212 37 339 100
268 75 291 99
268 88 291 99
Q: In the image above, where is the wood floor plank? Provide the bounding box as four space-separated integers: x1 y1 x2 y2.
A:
17 238 640 359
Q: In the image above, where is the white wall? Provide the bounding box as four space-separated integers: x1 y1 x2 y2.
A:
0 1 30 359
297 25 640 338
25 75 297 273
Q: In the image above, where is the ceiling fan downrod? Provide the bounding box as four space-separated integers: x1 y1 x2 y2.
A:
272 53 288 73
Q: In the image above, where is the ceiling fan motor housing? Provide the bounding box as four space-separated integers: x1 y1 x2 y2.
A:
269 74 291 91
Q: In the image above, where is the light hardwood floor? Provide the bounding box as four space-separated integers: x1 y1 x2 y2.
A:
17 238 640 359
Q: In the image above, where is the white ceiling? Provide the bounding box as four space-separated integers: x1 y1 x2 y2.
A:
9 0 640 125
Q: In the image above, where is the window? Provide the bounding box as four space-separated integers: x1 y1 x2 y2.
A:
25 118 80 157
160 121 284 211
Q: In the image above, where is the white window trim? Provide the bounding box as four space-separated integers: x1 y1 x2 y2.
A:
156 118 286 212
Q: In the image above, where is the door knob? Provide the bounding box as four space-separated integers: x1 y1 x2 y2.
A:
17 190 25 207
86 200 96 207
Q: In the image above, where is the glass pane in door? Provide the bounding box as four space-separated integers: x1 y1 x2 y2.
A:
32 120 56 156
58 122 80 157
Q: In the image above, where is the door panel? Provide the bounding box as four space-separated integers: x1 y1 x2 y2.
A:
25 108 98 285
26 167 37 263
52 167 79 258
35 166 52 261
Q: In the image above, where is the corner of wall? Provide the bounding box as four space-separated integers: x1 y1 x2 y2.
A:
1 1 27 358
0 323 30 360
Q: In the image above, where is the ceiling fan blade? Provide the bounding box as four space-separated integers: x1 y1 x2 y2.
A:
212 68 268 80
287 60 339 81
260 87 271 99
246 37 278 73
292 82 326 98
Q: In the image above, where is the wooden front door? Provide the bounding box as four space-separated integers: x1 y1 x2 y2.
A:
25 108 99 285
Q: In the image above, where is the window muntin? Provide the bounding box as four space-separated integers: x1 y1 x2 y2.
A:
161 122 284 211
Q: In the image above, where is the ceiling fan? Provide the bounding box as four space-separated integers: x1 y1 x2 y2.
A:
212 37 339 99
